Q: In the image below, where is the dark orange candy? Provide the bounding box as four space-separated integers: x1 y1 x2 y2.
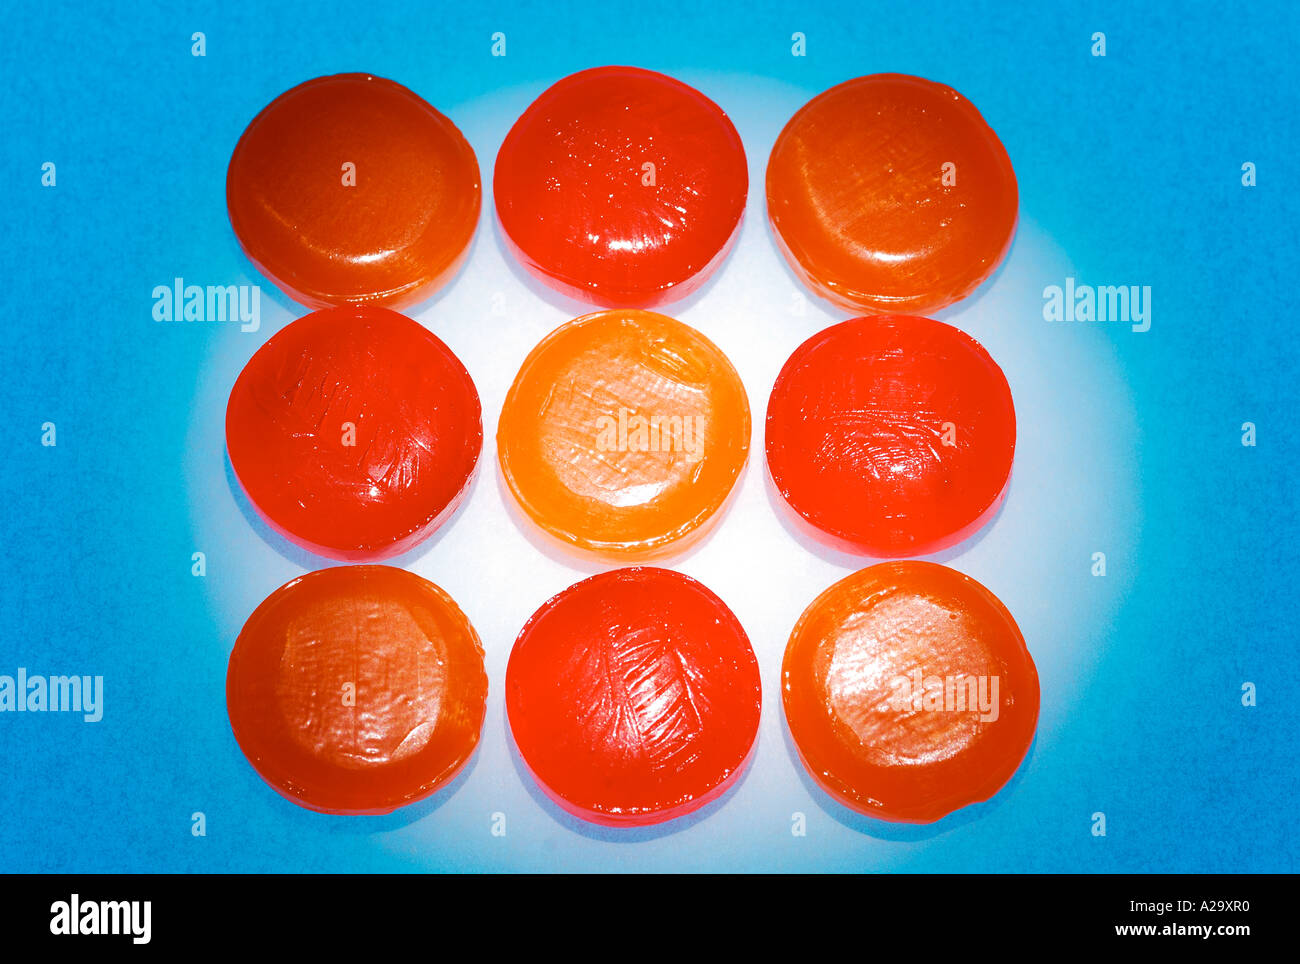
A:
227 565 488 815
494 66 748 308
766 315 1014 557
227 73 480 309
767 74 1018 315
226 305 482 561
783 561 1038 823
506 567 761 826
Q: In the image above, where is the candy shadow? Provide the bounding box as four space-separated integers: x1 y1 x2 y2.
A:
503 701 757 843
493 458 749 576
253 276 301 328
223 447 480 572
402 216 488 324
221 229 300 330
779 710 1038 842
492 469 612 577
927 476 1012 566
931 226 1021 327
761 465 1011 571
760 212 847 325
230 735 484 836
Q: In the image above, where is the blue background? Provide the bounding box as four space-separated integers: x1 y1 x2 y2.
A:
2 0 1296 872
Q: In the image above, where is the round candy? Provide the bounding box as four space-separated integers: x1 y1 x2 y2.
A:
767 73 1018 316
506 567 761 826
226 305 482 561
227 565 488 815
227 73 480 309
497 309 750 556
766 315 1014 557
783 561 1038 823
494 66 748 308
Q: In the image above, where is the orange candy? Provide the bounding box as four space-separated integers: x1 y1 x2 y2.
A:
226 565 487 815
226 73 480 309
783 561 1038 823
497 309 750 556
766 74 1018 315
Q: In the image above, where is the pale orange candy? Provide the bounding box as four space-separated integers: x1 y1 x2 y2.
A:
497 310 750 557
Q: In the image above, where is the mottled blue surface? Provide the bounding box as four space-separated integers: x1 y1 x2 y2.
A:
1 0 1295 872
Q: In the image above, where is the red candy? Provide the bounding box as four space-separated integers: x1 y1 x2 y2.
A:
226 305 482 561
506 567 761 826
766 315 1015 556
494 66 748 308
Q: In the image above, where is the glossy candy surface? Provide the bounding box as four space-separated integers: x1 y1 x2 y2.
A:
498 309 750 556
766 315 1014 557
227 73 480 309
494 66 748 308
227 565 488 815
783 561 1038 823
506 567 761 826
767 73 1018 315
226 305 482 561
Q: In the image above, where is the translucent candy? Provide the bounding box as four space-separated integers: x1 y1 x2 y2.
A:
766 315 1014 557
507 567 761 826
227 73 480 309
498 309 749 557
226 305 482 561
495 66 747 307
783 561 1038 823
767 74 1018 315
227 565 487 815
